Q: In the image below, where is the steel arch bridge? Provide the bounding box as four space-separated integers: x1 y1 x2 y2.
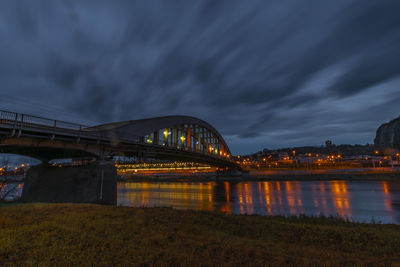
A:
0 110 238 169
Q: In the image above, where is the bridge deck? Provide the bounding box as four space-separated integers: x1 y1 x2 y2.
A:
0 110 238 169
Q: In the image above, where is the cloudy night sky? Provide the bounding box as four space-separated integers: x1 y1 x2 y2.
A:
1 0 400 155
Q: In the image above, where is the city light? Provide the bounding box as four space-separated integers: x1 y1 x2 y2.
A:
116 161 215 174
163 130 171 136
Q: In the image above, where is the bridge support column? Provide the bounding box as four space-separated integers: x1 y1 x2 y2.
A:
21 161 117 205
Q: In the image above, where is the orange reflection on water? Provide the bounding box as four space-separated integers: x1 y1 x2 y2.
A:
220 181 232 213
237 184 245 214
382 181 392 211
119 182 215 211
207 182 213 203
245 183 254 214
199 183 204 201
220 204 231 213
285 182 292 193
117 180 399 223
284 181 303 215
276 182 281 192
263 182 273 214
257 183 263 204
382 181 389 195
329 181 351 217
236 183 255 214
141 182 150 206
297 199 303 206
224 182 230 202
295 182 303 214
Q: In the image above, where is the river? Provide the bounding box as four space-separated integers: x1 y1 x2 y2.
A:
118 180 400 224
4 180 400 224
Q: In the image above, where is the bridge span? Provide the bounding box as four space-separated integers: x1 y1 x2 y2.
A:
0 110 238 169
0 109 239 204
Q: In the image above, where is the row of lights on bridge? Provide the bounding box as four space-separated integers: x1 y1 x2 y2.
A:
144 129 230 159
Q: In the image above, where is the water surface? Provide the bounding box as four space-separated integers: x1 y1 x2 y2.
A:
5 180 400 224
118 180 400 224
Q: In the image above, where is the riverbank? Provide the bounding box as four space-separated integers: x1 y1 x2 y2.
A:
244 171 400 181
1 204 400 265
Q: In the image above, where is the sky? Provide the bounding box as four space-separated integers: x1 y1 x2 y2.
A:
0 0 400 155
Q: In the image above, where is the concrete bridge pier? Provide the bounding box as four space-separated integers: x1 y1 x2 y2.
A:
21 161 117 205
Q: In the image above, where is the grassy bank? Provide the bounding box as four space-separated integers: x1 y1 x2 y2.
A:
1 204 400 266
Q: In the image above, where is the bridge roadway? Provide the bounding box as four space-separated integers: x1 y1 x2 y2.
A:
0 110 238 169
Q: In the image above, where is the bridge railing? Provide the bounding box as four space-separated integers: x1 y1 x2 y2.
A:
0 110 137 143
0 109 88 132
23 114 87 131
0 110 18 122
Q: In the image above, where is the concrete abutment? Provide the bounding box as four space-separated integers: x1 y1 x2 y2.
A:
21 161 117 205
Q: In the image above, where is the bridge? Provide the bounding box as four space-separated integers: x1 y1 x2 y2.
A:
0 110 237 169
0 109 238 204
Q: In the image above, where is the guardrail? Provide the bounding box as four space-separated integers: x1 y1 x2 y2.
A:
0 109 87 131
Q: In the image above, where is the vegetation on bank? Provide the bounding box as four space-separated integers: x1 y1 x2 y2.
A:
1 204 400 266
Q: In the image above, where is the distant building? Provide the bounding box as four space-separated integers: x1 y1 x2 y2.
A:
325 140 333 147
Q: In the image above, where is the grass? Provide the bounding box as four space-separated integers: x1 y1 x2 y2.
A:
1 204 400 266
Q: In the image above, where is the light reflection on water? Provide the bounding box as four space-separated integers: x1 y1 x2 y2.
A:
118 180 400 224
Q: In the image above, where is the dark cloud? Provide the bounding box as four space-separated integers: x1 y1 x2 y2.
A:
1 0 400 154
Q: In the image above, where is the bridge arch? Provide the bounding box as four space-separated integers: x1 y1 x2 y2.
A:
86 116 232 160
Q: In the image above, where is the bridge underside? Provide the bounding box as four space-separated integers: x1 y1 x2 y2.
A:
0 145 95 162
